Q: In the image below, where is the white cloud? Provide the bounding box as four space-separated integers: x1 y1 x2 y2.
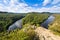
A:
43 0 52 6
0 0 30 13
35 6 60 13
52 0 60 4
43 0 60 6
33 4 39 6
0 0 60 13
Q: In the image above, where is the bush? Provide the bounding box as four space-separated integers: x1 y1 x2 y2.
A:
0 28 39 40
49 14 60 36
22 14 49 26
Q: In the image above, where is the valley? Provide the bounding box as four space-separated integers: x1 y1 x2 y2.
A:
0 12 60 40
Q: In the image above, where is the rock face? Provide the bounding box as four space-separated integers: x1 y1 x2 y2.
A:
35 27 60 40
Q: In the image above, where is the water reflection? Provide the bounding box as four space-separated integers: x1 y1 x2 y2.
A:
8 15 55 31
8 19 22 31
41 15 55 29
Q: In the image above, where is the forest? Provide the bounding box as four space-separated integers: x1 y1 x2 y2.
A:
0 12 60 40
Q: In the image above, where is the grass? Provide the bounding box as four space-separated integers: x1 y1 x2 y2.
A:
49 14 60 36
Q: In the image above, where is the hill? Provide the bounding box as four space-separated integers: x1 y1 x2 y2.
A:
0 12 60 40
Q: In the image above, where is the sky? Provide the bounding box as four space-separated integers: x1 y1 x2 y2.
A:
0 0 60 13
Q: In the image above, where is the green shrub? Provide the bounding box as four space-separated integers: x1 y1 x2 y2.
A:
22 14 49 26
0 28 39 40
49 14 60 36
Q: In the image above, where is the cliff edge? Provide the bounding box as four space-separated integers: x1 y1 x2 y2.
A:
35 27 60 40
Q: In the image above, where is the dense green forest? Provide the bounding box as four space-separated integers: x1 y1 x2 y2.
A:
0 13 26 32
0 12 50 40
22 13 49 27
0 12 60 40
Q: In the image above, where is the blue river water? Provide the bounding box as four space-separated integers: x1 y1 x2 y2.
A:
8 15 55 31
8 19 22 31
41 15 55 29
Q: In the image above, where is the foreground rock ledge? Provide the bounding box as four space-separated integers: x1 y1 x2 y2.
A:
35 27 60 40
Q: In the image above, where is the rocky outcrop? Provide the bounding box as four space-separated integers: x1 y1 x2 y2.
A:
35 27 60 40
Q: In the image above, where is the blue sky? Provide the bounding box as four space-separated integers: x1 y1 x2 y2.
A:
0 0 60 13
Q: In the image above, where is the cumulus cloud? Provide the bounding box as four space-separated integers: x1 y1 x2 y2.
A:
36 6 60 13
52 0 60 4
0 0 60 13
0 0 30 13
43 0 52 6
33 4 39 6
43 0 60 6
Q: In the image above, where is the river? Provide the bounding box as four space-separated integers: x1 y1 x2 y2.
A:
8 19 22 31
8 15 55 31
41 15 55 29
